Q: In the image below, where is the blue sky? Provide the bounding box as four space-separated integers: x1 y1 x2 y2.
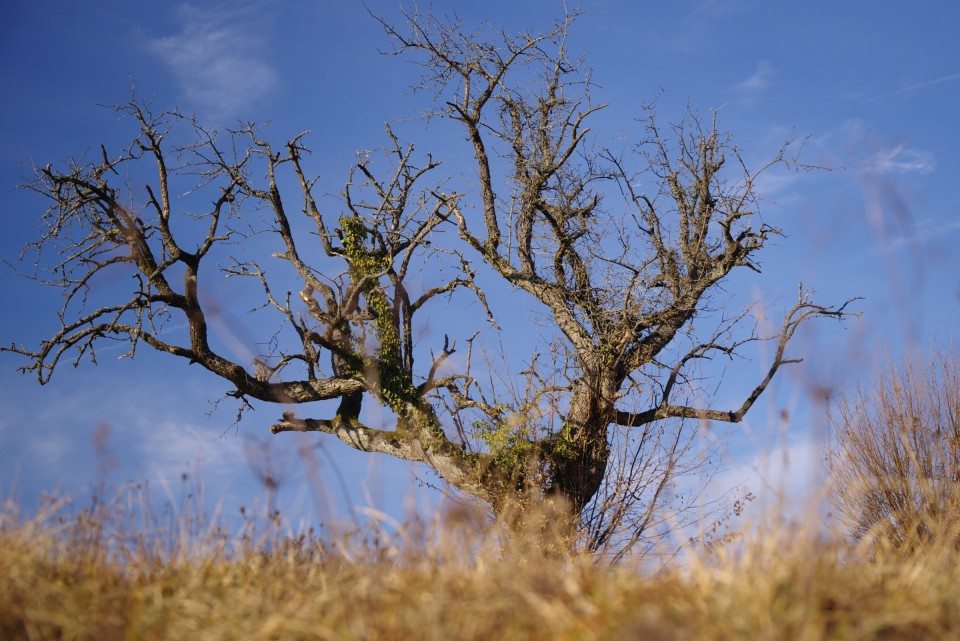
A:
2 1 958 531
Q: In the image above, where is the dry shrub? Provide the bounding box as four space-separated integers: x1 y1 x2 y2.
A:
830 345 960 553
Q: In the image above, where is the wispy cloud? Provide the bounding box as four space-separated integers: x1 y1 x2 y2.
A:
894 73 960 95
850 72 960 108
752 169 802 205
735 60 775 94
863 144 935 176
814 120 937 177
144 4 278 121
705 432 828 523
138 419 244 481
872 215 960 252
664 0 749 53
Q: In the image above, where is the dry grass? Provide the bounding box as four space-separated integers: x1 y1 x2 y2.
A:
831 346 960 552
6 348 960 640
3 486 960 641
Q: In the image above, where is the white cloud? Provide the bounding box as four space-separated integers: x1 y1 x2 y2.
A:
873 215 960 252
144 4 278 121
709 433 829 523
863 144 936 175
886 73 960 100
811 121 936 177
663 0 749 53
136 418 247 482
849 72 960 108
752 169 802 204
27 432 74 472
735 60 775 94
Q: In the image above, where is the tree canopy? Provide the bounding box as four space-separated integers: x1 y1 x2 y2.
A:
5 8 857 552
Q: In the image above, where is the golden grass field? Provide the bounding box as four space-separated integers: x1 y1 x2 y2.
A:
4 351 959 640
2 489 959 641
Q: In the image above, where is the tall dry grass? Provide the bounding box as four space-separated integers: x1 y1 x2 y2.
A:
830 345 960 553
3 482 960 640
5 348 960 640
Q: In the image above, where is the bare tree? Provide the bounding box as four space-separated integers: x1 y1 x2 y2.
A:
6 9 856 546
